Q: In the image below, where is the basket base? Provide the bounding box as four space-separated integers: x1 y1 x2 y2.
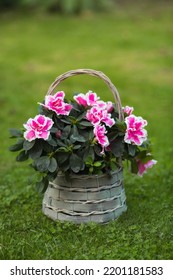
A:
42 202 127 224
42 170 127 224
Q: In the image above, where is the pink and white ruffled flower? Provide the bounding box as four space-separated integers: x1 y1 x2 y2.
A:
106 101 114 113
40 91 72 115
23 114 54 142
74 91 99 107
95 100 114 112
93 124 109 152
124 114 147 145
86 106 115 127
73 93 88 107
137 159 157 176
123 105 134 116
74 91 114 112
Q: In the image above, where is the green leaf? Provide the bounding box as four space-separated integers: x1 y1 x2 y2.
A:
80 120 93 127
110 161 117 170
94 144 102 156
50 127 59 133
61 125 71 138
116 119 126 131
78 135 86 142
23 140 35 151
70 153 84 173
41 141 52 153
131 159 138 174
137 153 153 164
56 152 69 164
93 161 102 167
73 144 81 150
70 134 85 143
140 140 151 150
29 141 42 159
89 166 94 173
84 146 95 161
61 161 70 172
72 125 78 137
47 138 57 146
28 172 44 185
16 150 29 162
110 137 124 157
35 156 50 172
128 144 137 157
48 157 58 173
9 128 23 138
78 129 89 139
53 115 64 129
108 131 119 142
35 176 49 194
77 112 86 121
9 139 24 152
61 118 71 124
70 125 86 143
56 139 67 147
85 156 93 165
47 172 57 182
56 147 68 152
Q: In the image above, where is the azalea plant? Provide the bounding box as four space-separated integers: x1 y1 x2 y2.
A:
9 90 157 193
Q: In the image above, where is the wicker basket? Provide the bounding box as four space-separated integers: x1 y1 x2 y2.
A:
42 69 127 224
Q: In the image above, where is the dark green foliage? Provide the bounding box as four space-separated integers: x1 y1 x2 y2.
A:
9 97 154 192
9 139 24 152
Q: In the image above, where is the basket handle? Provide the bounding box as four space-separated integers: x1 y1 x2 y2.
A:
47 68 124 121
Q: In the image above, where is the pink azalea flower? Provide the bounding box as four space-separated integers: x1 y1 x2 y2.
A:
93 124 109 152
86 106 115 127
23 115 54 142
137 159 157 176
40 91 72 115
123 105 134 115
95 100 114 112
124 114 148 145
86 91 99 106
74 91 99 107
73 93 88 107
74 91 114 113
106 101 114 113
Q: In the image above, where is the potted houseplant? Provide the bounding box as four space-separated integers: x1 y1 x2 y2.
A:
9 69 157 223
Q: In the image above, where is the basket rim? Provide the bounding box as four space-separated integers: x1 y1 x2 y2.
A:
55 167 123 180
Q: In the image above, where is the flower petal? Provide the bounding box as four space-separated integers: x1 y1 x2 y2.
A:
137 159 157 176
38 131 50 140
74 94 87 107
123 106 134 115
24 130 36 142
86 91 99 106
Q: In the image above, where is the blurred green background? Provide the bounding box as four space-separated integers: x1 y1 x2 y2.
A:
0 0 115 14
0 0 173 259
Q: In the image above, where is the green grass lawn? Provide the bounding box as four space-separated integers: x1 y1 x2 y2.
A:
0 1 173 259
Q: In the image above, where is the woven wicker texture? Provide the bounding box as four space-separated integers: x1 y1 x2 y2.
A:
42 69 127 223
43 169 127 224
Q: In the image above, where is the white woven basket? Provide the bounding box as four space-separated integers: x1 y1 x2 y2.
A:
43 168 126 224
